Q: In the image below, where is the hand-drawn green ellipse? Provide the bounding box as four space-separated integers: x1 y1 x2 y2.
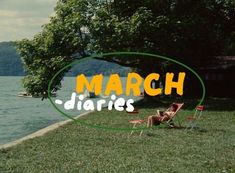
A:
48 52 206 131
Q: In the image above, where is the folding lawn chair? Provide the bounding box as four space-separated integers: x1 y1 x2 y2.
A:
129 119 145 136
129 103 184 136
186 105 205 129
160 103 184 127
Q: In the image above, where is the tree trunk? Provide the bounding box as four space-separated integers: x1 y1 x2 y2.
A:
138 61 164 103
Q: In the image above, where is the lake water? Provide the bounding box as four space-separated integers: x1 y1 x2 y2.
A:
0 76 138 145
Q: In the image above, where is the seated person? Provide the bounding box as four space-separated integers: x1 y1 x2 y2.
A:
147 104 178 127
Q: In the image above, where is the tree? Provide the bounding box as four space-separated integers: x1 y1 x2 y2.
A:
17 0 235 98
17 0 95 98
90 0 235 69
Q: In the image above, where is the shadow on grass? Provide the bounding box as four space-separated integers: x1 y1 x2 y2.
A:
145 127 208 137
134 97 235 111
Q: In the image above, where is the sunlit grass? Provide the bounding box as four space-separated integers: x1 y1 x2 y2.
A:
0 99 235 173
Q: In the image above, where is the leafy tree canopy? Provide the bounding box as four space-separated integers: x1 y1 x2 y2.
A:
17 0 235 98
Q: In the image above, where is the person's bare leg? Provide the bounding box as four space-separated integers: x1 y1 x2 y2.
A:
147 116 153 128
148 115 155 127
147 116 150 127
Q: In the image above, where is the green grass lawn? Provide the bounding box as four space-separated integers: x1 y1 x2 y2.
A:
0 99 235 173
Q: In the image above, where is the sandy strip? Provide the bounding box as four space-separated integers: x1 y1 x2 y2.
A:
0 111 92 150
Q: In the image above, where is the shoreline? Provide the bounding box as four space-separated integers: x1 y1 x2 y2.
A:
0 111 92 150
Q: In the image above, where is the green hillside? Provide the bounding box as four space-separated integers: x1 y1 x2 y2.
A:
0 42 128 76
0 42 25 76
67 59 129 76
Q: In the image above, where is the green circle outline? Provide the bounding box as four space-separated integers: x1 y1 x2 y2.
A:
48 52 206 131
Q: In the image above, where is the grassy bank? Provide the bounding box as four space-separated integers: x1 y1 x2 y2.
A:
0 99 235 173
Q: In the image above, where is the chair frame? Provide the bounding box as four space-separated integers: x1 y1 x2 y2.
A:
160 103 184 127
186 105 205 129
129 103 184 136
129 120 145 136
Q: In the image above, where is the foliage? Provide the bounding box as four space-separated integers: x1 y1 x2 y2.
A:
17 0 95 97
0 41 128 78
16 0 235 98
90 0 235 68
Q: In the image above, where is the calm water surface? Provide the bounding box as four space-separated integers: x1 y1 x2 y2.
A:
0 76 137 145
